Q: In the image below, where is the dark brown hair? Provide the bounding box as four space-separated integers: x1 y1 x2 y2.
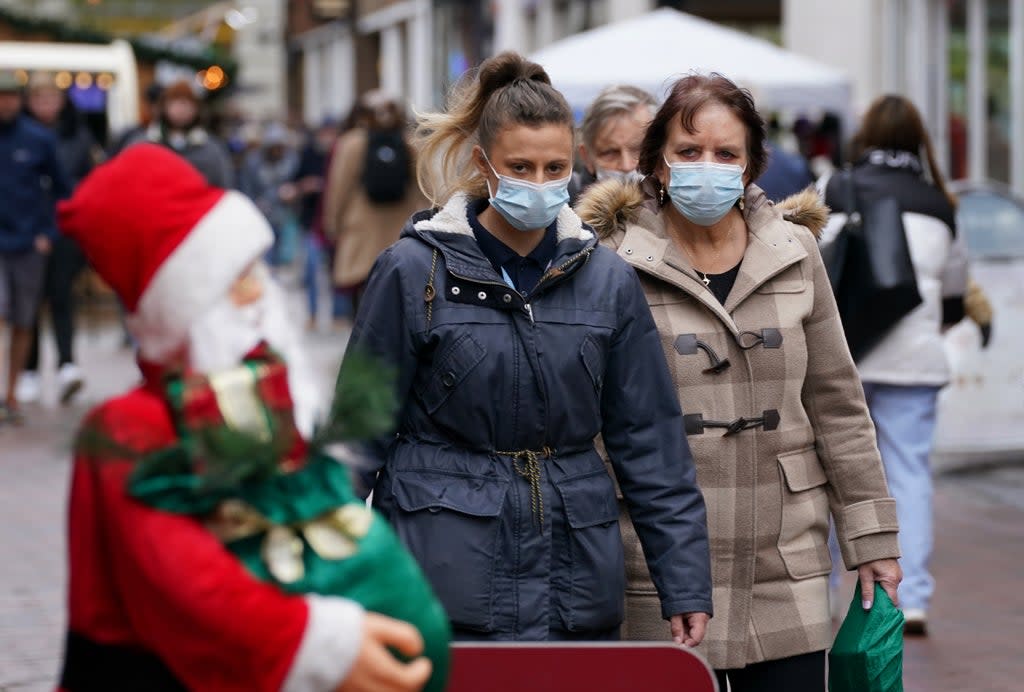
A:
415 52 575 205
851 94 955 207
638 73 768 183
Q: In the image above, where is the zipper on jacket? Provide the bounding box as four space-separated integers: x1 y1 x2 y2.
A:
534 247 594 291
521 248 592 325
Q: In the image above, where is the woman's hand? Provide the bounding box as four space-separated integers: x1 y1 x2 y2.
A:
670 612 710 647
857 558 903 610
337 613 433 692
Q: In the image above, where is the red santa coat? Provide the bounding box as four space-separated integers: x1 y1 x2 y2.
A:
60 363 362 691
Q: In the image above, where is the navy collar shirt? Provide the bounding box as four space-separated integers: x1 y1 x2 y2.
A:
468 199 558 296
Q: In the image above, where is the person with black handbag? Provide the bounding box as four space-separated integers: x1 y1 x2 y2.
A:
821 95 969 636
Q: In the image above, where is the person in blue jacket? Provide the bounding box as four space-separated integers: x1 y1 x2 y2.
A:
0 70 70 425
333 52 713 643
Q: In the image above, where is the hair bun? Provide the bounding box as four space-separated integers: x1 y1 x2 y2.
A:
478 52 551 104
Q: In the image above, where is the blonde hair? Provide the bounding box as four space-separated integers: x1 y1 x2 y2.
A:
414 51 574 206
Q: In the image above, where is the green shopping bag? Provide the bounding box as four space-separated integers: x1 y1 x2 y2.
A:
829 582 904 692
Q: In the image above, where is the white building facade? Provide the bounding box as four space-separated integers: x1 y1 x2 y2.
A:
291 0 655 125
785 0 1024 194
231 0 289 119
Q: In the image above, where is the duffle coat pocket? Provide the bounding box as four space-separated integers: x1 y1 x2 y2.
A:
391 470 508 632
777 447 833 579
553 470 625 632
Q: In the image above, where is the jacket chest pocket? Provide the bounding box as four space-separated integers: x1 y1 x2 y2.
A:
777 447 832 579
414 333 486 414
390 470 508 632
553 470 624 632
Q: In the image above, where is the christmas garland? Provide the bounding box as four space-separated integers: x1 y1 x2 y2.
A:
0 7 238 83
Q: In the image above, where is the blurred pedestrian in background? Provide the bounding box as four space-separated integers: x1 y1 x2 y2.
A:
285 117 350 330
17 71 101 406
577 73 901 691
322 91 426 313
757 118 814 204
569 84 657 202
0 70 70 425
822 94 969 636
108 82 163 156
240 121 299 270
335 51 712 645
123 79 234 188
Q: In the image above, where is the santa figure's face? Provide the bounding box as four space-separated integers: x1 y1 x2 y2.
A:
187 263 321 436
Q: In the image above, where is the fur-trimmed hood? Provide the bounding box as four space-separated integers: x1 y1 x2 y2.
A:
575 179 828 240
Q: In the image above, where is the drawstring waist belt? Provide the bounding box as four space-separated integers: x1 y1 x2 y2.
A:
494 446 554 530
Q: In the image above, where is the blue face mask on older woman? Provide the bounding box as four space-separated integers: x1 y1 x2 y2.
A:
664 158 745 227
483 154 571 232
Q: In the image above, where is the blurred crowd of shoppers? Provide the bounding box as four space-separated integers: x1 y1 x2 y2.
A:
0 72 429 423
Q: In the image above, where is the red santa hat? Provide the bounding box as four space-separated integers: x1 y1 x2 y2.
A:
58 143 273 363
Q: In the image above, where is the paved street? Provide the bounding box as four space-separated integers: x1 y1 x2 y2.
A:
2 315 1023 691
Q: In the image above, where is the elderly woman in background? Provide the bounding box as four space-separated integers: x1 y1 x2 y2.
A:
577 73 901 692
569 84 657 203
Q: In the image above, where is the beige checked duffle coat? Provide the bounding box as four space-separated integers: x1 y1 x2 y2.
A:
576 181 901 670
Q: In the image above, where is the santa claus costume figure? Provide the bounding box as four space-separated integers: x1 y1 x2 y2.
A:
56 144 449 692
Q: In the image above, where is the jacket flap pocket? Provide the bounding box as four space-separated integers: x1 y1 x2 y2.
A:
556 471 618 529
415 333 486 413
392 471 507 517
778 447 828 491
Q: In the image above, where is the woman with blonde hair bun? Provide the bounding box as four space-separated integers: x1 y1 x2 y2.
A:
334 51 713 643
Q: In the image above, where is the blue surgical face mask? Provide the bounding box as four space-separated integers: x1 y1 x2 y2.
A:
664 158 745 227
595 167 644 185
483 154 571 232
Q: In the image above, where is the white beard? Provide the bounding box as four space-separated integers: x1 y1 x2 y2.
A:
187 274 322 438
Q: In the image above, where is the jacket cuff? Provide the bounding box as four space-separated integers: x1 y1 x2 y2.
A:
660 597 714 620
282 595 366 692
841 531 901 568
837 498 900 568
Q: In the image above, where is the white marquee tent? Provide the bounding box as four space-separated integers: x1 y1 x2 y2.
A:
531 8 852 121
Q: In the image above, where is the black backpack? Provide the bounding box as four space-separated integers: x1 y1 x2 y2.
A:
361 128 411 204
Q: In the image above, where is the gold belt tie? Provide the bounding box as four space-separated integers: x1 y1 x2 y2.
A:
496 446 554 530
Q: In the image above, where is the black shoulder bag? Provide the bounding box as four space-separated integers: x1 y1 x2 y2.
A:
824 169 922 361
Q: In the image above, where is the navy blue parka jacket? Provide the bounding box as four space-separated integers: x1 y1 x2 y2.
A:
343 193 712 639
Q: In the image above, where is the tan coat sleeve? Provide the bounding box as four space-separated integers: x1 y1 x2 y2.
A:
322 130 366 241
796 230 901 569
